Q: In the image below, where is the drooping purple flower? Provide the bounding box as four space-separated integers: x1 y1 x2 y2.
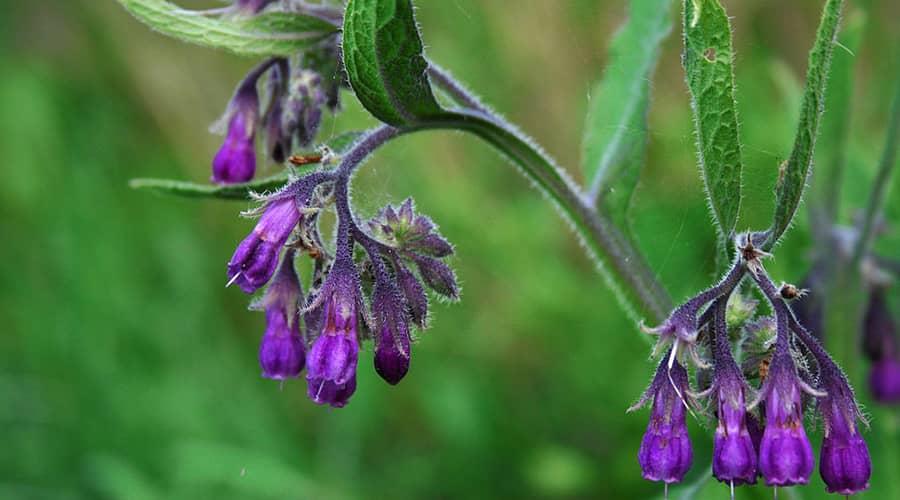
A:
306 260 362 407
757 351 815 486
708 297 757 485
212 84 259 184
256 250 305 379
712 370 757 485
235 0 278 14
227 197 301 294
817 388 871 494
372 281 412 385
869 357 900 403
632 355 693 484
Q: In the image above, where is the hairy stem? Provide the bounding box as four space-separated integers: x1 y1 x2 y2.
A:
425 66 672 322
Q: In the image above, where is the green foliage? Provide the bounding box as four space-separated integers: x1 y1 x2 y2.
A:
342 0 672 322
682 0 743 240
582 0 673 229
129 132 363 200
6 2 900 499
341 0 444 125
130 172 292 199
768 0 844 248
117 0 337 56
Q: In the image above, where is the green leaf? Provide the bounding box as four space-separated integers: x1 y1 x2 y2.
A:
117 0 337 57
767 0 844 249
583 0 673 228
682 0 744 240
342 0 445 126
129 172 292 200
130 132 363 200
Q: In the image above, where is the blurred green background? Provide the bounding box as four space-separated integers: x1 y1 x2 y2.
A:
1 1 898 498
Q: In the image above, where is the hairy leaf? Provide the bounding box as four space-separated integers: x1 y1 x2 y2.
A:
342 0 445 125
117 0 337 57
583 0 673 227
767 0 844 248
682 0 743 240
129 172 293 200
130 132 362 200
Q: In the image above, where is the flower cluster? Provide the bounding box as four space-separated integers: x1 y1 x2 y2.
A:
207 2 342 184
633 236 871 495
226 158 457 407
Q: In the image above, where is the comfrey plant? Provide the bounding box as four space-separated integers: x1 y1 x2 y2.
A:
120 0 897 495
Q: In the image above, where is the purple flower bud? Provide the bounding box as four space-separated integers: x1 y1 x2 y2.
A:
257 251 305 379
712 377 757 485
633 356 693 484
757 352 814 486
372 282 412 385
869 357 900 404
414 255 459 300
396 263 428 328
259 309 305 379
235 0 278 14
213 86 259 184
818 396 871 494
305 261 361 407
227 197 301 294
862 287 897 362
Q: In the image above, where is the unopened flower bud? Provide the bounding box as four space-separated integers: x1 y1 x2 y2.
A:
372 282 412 385
257 251 305 379
212 83 259 184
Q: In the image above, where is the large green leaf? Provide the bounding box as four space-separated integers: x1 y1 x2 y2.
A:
341 0 445 125
130 132 363 200
767 0 844 248
682 0 743 240
583 0 673 228
117 0 337 57
129 172 292 200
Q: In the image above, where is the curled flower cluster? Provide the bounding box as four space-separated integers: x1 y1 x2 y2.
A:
207 2 343 184
633 236 871 495
226 145 458 407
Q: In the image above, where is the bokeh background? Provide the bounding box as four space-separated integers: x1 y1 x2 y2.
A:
1 0 899 498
